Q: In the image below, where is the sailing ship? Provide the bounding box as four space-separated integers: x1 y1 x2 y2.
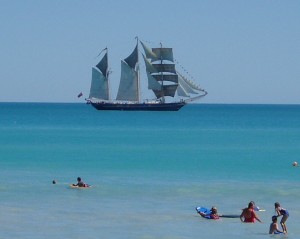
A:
86 39 207 111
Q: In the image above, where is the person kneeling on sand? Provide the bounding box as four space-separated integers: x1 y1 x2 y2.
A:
240 202 262 223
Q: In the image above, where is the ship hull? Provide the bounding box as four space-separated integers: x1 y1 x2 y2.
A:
90 102 186 111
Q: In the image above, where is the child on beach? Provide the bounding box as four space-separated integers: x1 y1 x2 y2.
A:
275 202 289 233
269 216 284 234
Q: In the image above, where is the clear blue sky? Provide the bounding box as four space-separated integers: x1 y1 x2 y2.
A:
1 0 299 104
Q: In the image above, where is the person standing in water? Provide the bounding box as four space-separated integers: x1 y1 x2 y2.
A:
275 202 289 233
240 202 262 223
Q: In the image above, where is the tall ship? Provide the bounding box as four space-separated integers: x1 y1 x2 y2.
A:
86 39 207 111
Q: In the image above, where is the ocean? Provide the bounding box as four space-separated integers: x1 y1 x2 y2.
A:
0 103 299 239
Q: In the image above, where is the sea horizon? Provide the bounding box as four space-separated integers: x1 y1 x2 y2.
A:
1 101 300 105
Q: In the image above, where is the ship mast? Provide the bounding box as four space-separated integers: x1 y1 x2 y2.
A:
160 42 165 103
105 48 111 102
136 37 141 102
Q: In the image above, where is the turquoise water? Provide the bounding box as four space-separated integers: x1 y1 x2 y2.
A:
0 103 300 238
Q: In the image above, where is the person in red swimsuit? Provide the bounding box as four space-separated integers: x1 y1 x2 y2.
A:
240 202 262 223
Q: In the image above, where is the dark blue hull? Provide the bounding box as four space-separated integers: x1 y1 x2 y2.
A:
90 102 186 111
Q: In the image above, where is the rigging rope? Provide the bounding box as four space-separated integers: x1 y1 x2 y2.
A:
174 58 204 90
95 47 107 59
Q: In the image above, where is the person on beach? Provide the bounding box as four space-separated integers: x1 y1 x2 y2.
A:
275 202 289 233
269 215 284 234
72 177 88 187
240 202 262 223
197 206 220 220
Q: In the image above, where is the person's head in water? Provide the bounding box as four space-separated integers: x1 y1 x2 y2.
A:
211 206 218 214
272 216 277 222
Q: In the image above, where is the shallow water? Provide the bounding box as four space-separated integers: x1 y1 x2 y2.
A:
0 103 299 238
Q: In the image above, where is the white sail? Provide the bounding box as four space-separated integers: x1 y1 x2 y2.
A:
151 74 178 83
176 72 207 100
141 42 179 99
152 47 174 62
177 74 198 95
142 54 158 74
89 67 109 100
116 42 139 101
89 51 109 100
140 41 174 62
177 72 203 91
116 60 139 101
147 72 162 90
176 84 190 97
140 41 158 61
152 63 176 74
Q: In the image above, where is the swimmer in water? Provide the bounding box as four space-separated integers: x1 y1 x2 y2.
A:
72 177 88 187
197 206 220 220
269 215 284 234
